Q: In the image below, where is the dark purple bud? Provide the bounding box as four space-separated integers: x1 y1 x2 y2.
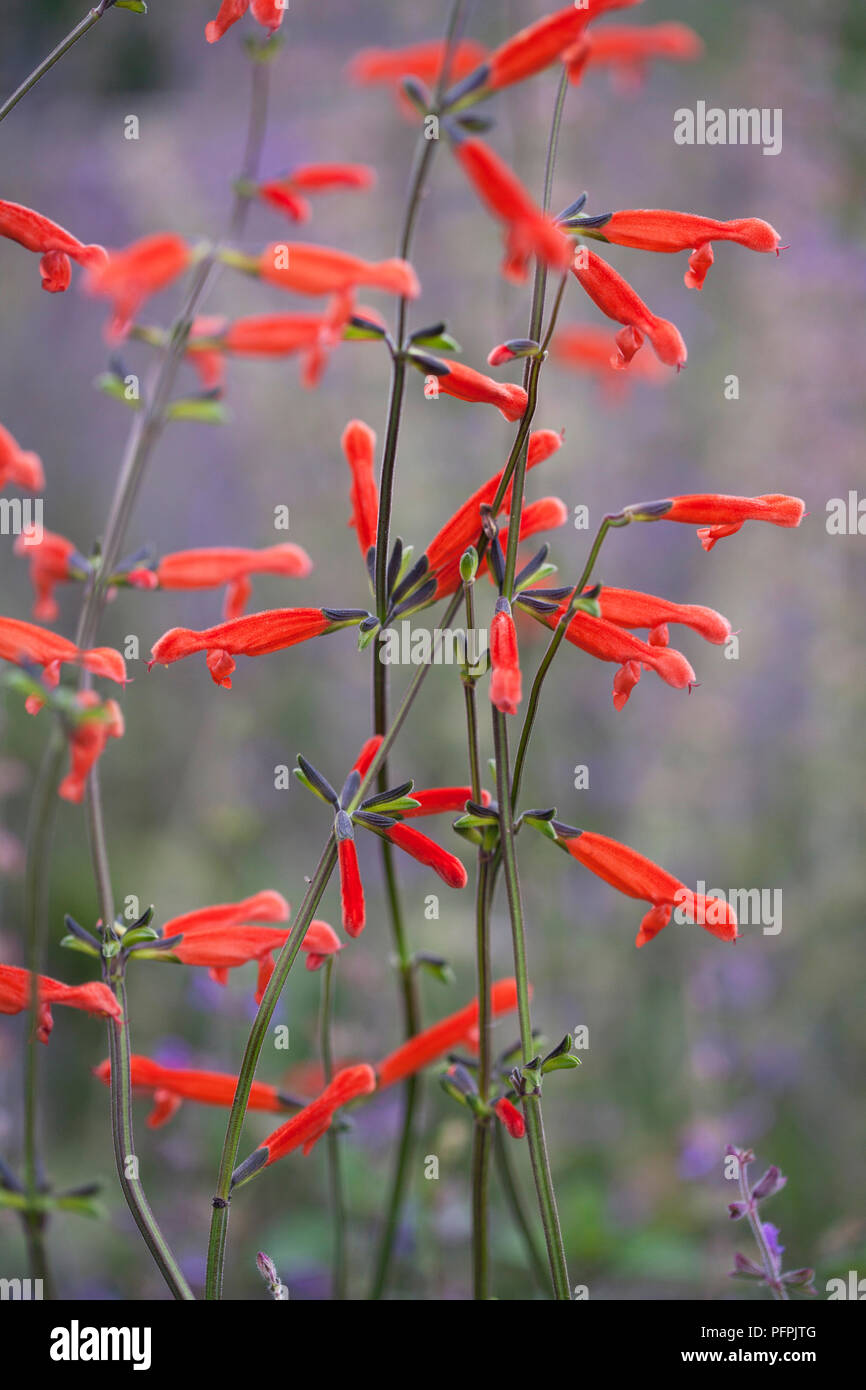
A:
751 1165 787 1202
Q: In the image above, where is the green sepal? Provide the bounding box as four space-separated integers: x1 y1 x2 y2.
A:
59 934 100 959
165 397 229 425
541 1054 581 1074
115 1 148 12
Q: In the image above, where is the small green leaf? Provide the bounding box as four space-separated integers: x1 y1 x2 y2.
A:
166 398 229 425
541 1054 581 1074
115 0 148 13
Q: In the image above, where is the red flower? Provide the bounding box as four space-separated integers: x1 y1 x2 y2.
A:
148 607 338 688
337 835 365 939
85 233 192 342
94 1054 291 1128
346 39 488 105
258 242 419 299
376 978 520 1088
551 323 668 395
258 164 375 224
626 493 806 550
206 0 285 44
494 1097 526 1138
352 734 383 781
536 604 696 710
489 598 522 716
380 822 468 888
341 419 379 559
400 787 491 817
234 1064 378 1178
169 918 340 1000
154 544 313 621
593 585 732 647
1 963 122 1044
0 197 107 292
162 890 288 941
0 420 45 494
423 358 528 421
423 428 563 595
566 22 703 88
595 210 781 290
484 1 644 92
14 530 79 621
0 616 126 692
558 828 738 947
572 247 687 369
59 692 125 804
196 296 355 388
453 137 572 282
495 497 570 577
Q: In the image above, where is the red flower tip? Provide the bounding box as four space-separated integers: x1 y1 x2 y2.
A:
257 1064 377 1168
1 964 121 1044
206 0 284 44
341 419 379 558
490 598 522 716
0 198 107 292
494 1097 526 1138
400 786 491 818
338 836 366 937
302 919 343 972
352 734 384 780
383 822 468 889
424 357 528 421
1 420 45 494
573 248 687 370
58 692 125 804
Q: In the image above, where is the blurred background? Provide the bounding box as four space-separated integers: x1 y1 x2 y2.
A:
0 0 864 1300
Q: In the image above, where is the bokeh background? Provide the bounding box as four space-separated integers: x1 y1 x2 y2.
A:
1 0 864 1300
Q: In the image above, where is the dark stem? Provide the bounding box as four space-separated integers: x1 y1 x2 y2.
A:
319 957 347 1300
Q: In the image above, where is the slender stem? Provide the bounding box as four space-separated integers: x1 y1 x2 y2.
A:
0 3 115 126
84 767 193 1300
511 515 617 808
492 711 570 1300
205 837 338 1299
319 958 347 1300
470 854 493 1299
738 1161 787 1301
493 1124 549 1294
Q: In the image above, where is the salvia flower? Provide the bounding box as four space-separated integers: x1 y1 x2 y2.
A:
0 197 107 292
556 828 738 947
14 530 85 621
551 323 668 395
148 607 349 688
625 492 806 550
0 964 121 1044
593 585 732 647
341 419 379 560
194 297 356 389
257 164 376 224
0 420 45 494
233 1064 378 1182
152 544 313 621
566 22 704 89
0 616 126 692
94 1055 291 1129
376 978 520 1088
489 597 522 716
480 1 645 94
399 787 491 818
206 0 285 44
572 247 687 369
592 210 781 290
494 1097 526 1139
85 233 192 342
422 357 528 421
258 241 419 299
59 692 125 804
452 137 573 282
534 604 696 710
347 40 488 116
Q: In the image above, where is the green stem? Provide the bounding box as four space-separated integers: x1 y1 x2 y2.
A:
319 958 347 1301
492 710 570 1300
85 767 193 1300
205 837 338 1299
0 2 116 126
493 1123 549 1294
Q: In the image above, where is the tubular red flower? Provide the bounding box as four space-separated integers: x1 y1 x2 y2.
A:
341 419 379 558
14 530 78 621
1 964 122 1044
338 837 365 938
258 164 375 223
598 210 781 290
424 428 562 593
166 917 340 1000
254 1064 377 1167
485 1 644 92
629 493 806 550
559 829 738 947
346 39 488 93
425 358 528 421
538 604 696 710
206 0 284 44
490 598 522 716
572 247 687 369
58 692 125 804
400 787 491 818
0 420 45 494
155 544 313 621
94 1055 289 1128
376 978 520 1088
0 616 126 690
567 22 703 87
214 294 355 388
453 137 572 282
352 734 384 780
0 197 107 292
551 324 668 393
593 586 732 645
381 822 468 889
494 1097 526 1138
85 233 192 342
148 607 333 688
258 242 419 299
